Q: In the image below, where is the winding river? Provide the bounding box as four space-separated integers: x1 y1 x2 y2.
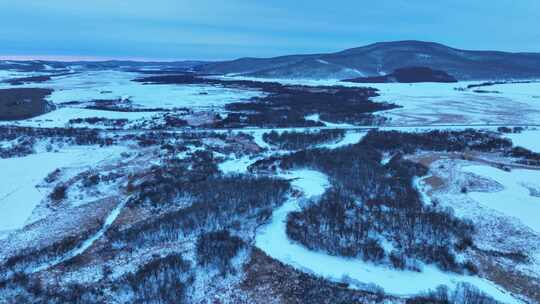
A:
232 131 522 303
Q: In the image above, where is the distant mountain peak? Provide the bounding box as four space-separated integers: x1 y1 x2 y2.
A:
196 41 540 80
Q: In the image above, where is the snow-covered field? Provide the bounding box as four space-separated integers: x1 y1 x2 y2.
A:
409 152 540 302
462 165 540 233
0 70 43 82
1 70 262 110
505 128 540 152
481 82 540 100
2 69 540 302
370 82 540 126
50 71 262 109
220 76 540 127
4 70 540 131
0 70 268 129
218 155 255 174
0 145 126 235
2 107 160 129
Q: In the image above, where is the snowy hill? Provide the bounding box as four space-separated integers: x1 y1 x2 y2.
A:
195 40 540 80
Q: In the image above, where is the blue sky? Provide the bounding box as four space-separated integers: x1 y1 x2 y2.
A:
1 0 539 61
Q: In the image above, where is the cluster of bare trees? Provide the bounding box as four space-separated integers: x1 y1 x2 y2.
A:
196 230 245 276
263 130 345 150
124 254 193 304
0 126 115 159
264 130 516 273
406 283 501 304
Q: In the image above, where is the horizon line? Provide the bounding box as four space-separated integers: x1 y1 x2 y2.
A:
2 40 539 63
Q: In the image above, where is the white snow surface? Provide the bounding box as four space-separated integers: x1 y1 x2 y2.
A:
505 129 540 152
319 131 366 149
480 82 540 99
0 145 127 234
2 107 159 128
0 70 264 128
369 82 540 126
279 169 329 197
462 165 540 233
304 113 356 128
220 76 540 126
251 130 272 150
255 169 521 303
316 59 330 65
218 155 254 174
0 70 47 82
40 71 262 109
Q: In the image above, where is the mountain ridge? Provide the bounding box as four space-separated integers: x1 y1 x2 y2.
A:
195 40 540 80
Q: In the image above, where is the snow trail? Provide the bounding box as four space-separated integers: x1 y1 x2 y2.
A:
32 195 131 273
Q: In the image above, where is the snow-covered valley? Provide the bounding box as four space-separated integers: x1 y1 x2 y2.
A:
1 67 540 303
